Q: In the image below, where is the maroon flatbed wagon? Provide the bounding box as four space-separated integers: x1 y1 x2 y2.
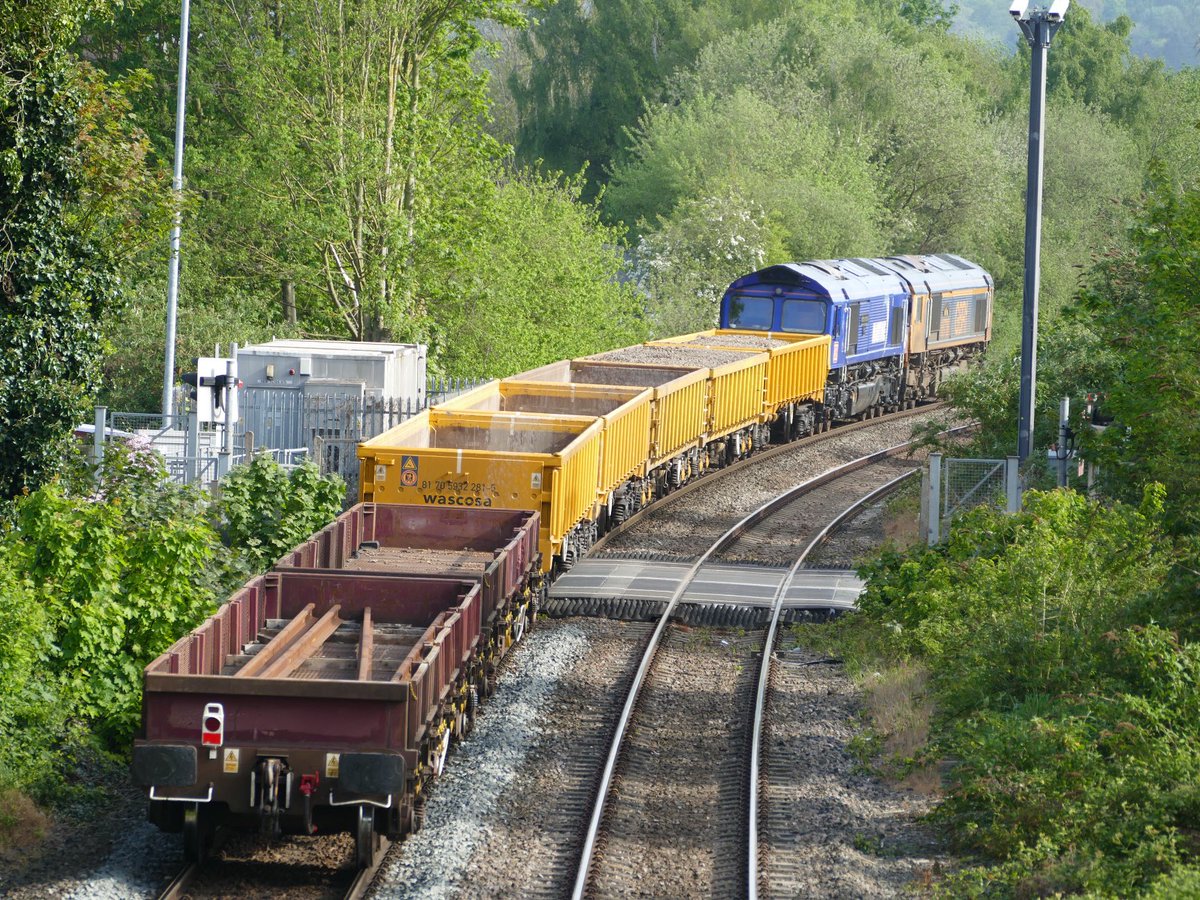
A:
132 504 542 868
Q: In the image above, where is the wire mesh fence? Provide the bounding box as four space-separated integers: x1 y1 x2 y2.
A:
922 454 1019 545
942 458 1008 524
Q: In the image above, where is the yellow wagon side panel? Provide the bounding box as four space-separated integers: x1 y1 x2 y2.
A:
358 410 602 570
708 357 768 437
597 395 652 491
650 372 708 464
550 428 603 545
763 335 831 411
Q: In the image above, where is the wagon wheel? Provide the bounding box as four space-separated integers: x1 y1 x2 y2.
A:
355 805 377 869
465 683 479 730
182 803 208 863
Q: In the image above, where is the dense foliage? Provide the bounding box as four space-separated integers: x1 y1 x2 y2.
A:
820 183 1200 895
0 446 342 805
1 0 167 496
215 455 345 572
841 486 1200 896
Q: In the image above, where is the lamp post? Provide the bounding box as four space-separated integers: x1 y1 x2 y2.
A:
162 0 193 421
1010 0 1068 463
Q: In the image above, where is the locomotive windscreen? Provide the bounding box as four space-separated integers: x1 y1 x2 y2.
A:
725 293 773 329
779 298 826 333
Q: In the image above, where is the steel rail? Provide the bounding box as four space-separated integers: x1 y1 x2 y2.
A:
590 401 947 556
156 828 230 900
156 861 198 900
156 826 389 900
745 420 973 898
345 835 392 900
570 423 959 899
746 467 919 900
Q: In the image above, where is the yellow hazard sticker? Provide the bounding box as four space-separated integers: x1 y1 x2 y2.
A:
326 753 340 778
401 455 418 471
223 748 239 774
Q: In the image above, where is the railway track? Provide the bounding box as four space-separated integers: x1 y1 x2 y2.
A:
571 426 956 898
154 410 961 900
590 400 947 559
155 828 380 900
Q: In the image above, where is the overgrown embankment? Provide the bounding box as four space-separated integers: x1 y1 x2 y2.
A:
811 486 1200 896
0 446 343 853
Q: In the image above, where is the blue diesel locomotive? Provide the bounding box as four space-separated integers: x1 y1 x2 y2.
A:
721 254 993 419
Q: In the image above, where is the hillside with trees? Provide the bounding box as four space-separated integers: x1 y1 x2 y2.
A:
953 0 1199 69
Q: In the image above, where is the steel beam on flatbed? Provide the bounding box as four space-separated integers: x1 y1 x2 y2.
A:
357 608 373 681
235 603 316 678
258 605 344 679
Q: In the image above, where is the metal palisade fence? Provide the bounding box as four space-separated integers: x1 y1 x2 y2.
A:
107 375 485 495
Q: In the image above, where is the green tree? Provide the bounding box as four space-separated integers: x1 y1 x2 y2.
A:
425 168 647 376
215 455 345 572
1071 179 1200 532
179 0 529 343
0 0 168 496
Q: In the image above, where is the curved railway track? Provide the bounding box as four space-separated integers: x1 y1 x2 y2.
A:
571 425 966 898
155 408 963 900
590 400 947 559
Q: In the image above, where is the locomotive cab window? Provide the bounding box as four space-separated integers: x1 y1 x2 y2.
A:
888 306 904 345
727 294 774 330
973 293 989 334
779 298 827 334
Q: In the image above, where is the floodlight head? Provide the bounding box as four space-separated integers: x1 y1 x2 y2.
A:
1009 0 1030 19
1047 0 1069 21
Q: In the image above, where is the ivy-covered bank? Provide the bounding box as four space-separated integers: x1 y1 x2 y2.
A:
0 444 342 827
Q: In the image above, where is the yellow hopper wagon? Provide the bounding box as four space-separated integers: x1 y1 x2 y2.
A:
359 408 604 571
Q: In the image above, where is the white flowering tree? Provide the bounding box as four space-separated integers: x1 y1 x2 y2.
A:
631 191 771 338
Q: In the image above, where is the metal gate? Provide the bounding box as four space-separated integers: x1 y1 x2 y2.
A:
924 454 1020 544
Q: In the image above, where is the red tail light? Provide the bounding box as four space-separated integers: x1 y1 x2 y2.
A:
201 703 225 747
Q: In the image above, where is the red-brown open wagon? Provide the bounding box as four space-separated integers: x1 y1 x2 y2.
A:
132 504 542 868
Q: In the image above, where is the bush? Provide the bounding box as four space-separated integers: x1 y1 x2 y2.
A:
844 486 1200 895
8 441 227 742
214 455 345 572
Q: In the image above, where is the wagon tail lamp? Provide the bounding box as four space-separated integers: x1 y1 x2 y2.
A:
201 703 225 747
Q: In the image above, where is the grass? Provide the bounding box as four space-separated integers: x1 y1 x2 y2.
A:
0 786 50 860
792 619 941 793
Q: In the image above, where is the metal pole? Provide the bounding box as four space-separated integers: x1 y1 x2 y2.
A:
93 406 107 479
1006 456 1021 513
1057 396 1070 488
161 0 193 420
927 452 942 545
1015 8 1064 463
